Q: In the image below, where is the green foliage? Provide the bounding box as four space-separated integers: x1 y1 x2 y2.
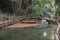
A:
55 0 60 16
32 0 55 15
0 0 56 16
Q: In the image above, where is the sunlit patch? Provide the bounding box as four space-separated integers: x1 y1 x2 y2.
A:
42 20 46 23
51 35 54 40
43 31 47 37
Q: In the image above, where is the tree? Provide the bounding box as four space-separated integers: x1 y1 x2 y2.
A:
55 0 60 16
0 0 12 12
32 0 55 15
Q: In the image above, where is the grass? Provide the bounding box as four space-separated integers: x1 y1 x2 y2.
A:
0 25 57 40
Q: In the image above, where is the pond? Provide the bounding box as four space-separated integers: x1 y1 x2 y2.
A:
0 24 57 40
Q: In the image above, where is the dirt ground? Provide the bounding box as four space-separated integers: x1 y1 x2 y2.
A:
5 23 40 28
